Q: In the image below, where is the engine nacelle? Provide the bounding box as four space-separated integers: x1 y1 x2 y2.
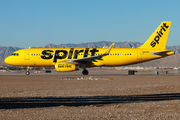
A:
55 62 79 72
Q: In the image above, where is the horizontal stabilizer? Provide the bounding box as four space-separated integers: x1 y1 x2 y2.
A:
153 50 175 56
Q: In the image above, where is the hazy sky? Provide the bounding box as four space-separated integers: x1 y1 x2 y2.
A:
0 0 180 48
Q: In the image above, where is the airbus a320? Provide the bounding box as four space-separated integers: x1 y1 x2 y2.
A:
5 21 175 75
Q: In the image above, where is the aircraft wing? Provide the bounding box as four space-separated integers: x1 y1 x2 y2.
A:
61 43 115 64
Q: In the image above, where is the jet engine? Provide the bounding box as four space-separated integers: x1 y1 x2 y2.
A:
55 62 79 72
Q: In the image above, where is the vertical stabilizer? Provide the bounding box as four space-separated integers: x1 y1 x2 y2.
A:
139 21 171 49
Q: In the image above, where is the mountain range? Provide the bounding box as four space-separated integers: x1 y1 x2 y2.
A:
1 41 180 67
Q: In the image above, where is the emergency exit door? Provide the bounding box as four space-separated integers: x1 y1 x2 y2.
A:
137 50 142 60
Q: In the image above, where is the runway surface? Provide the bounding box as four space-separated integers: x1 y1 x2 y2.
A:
1 69 180 119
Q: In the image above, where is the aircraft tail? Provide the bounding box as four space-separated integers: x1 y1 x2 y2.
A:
139 21 171 49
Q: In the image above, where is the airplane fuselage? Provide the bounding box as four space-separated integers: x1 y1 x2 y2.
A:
5 48 174 67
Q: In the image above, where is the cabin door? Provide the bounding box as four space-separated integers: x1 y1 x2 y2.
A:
24 50 30 60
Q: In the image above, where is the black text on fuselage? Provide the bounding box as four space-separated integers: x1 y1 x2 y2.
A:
40 48 99 62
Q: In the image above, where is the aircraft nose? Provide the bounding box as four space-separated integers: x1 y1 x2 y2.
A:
4 57 12 65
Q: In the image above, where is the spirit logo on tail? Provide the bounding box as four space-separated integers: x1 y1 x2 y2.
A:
151 23 169 47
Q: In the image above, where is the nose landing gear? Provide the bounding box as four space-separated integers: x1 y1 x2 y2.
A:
25 66 30 75
25 71 30 75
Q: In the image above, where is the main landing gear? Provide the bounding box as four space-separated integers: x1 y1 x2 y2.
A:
25 66 30 75
81 64 89 75
82 69 89 75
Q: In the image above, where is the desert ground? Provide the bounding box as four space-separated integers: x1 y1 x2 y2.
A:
1 68 180 119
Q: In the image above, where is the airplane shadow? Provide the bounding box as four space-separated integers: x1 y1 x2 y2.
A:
0 93 180 109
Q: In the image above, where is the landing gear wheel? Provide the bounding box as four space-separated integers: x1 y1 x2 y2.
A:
82 70 89 75
25 71 30 75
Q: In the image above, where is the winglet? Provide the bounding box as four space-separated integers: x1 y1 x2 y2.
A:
105 43 115 54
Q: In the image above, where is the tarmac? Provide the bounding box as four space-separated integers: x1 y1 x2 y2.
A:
1 68 180 119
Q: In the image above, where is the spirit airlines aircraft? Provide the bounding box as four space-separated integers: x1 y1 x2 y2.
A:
4 21 175 75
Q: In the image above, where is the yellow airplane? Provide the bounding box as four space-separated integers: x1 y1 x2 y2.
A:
4 21 175 75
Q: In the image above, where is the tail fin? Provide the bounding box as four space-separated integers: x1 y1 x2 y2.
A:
139 21 171 49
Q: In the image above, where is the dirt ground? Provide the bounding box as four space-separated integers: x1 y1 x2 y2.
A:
1 69 180 119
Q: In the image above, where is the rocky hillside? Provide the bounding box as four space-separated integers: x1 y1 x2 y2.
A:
43 41 142 48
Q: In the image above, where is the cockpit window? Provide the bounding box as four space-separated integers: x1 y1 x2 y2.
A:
11 53 19 56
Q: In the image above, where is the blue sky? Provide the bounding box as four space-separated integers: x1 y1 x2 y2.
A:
0 0 180 48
